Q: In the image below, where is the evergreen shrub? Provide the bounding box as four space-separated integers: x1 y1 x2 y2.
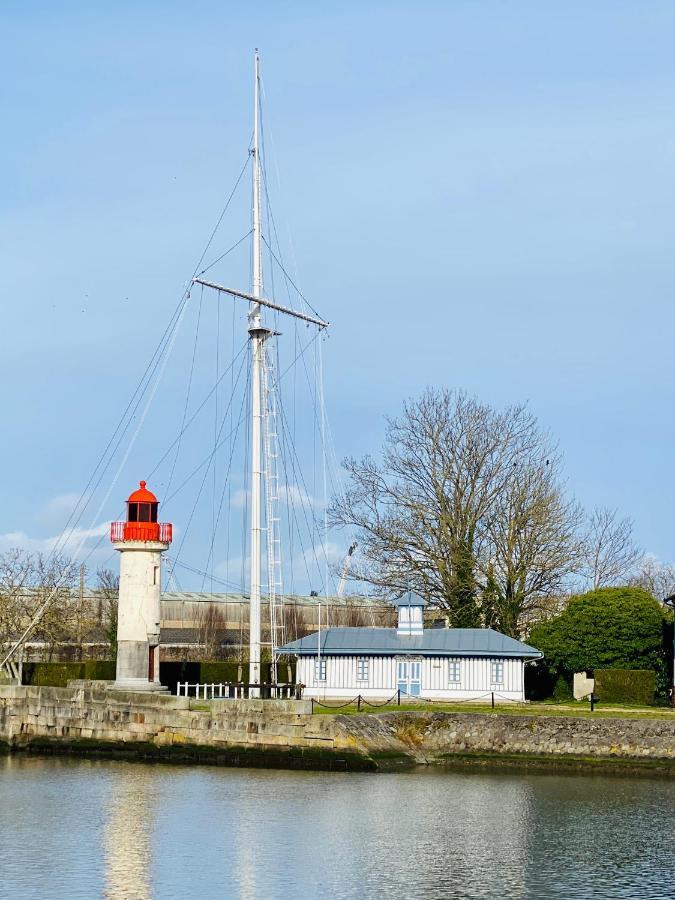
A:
552 674 573 701
594 668 655 705
23 661 116 686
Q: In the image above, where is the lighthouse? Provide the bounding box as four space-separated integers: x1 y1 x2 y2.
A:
110 481 172 691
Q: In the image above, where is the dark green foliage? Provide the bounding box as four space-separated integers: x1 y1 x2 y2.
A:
82 660 116 680
524 662 555 700
594 669 656 705
159 662 200 694
198 662 244 684
529 587 672 696
23 660 115 687
449 539 481 628
552 675 573 701
197 661 296 684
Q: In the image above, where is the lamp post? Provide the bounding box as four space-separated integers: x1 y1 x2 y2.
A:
664 593 675 707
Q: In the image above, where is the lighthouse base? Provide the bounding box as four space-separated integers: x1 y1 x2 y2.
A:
112 678 168 693
114 639 164 692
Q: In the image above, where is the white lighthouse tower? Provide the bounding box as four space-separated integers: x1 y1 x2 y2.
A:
110 481 172 691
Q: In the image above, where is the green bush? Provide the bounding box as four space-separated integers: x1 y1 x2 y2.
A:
594 668 655 705
83 660 116 681
23 661 116 687
198 661 296 684
529 587 672 698
552 674 573 701
199 662 243 684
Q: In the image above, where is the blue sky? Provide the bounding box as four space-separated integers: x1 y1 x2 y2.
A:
2 2 675 590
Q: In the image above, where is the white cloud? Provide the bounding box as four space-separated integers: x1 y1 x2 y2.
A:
0 522 111 567
33 492 83 528
278 484 316 509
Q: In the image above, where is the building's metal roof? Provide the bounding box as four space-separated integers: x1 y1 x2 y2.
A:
159 627 240 646
159 591 383 606
278 627 542 659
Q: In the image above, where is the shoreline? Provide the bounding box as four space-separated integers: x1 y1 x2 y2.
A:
1 685 673 776
2 737 674 777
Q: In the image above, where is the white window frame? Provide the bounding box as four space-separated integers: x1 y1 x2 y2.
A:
448 660 461 684
356 657 369 682
315 658 326 682
491 660 504 684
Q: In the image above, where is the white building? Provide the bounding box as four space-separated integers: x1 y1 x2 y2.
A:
279 594 542 702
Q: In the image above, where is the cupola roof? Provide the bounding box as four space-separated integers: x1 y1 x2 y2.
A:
391 591 428 608
127 480 158 504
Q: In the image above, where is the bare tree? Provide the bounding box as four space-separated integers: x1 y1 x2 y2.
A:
0 548 34 641
31 553 79 659
480 450 584 636
0 549 79 664
196 604 228 659
630 555 675 600
96 567 119 657
330 389 580 632
582 507 642 589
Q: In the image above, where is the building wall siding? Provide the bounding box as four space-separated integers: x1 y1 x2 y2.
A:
297 655 526 701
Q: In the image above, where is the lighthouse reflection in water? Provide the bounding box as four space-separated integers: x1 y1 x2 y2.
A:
104 766 156 900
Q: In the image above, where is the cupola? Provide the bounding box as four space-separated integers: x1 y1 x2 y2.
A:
393 592 427 636
110 481 172 544
127 480 159 524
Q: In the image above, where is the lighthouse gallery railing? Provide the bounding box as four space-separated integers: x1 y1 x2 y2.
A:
110 522 173 543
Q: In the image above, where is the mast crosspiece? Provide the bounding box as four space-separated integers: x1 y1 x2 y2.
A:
192 279 328 329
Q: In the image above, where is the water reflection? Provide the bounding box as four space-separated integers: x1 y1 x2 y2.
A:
0 757 673 900
104 765 158 900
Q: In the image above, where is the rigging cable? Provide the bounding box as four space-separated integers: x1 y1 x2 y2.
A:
1 152 253 669
166 346 249 585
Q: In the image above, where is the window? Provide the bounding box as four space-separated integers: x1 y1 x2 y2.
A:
356 657 369 682
153 566 159 586
491 661 504 684
448 660 461 684
315 658 326 682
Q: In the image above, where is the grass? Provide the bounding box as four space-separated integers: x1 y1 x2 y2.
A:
311 699 675 719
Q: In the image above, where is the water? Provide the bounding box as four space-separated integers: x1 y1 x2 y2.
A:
0 756 673 900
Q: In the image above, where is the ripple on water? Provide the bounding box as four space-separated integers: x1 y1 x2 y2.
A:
0 758 673 900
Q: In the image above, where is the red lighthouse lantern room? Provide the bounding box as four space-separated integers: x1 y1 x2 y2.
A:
110 481 173 544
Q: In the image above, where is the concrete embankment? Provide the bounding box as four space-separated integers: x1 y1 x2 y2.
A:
0 685 673 774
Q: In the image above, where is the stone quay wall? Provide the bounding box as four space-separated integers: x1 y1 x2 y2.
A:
0 685 357 767
340 711 675 766
0 686 673 772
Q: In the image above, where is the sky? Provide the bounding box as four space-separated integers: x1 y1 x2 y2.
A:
2 1 675 591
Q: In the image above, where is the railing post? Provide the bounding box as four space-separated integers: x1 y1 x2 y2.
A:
397 689 401 705
357 694 362 712
491 692 495 709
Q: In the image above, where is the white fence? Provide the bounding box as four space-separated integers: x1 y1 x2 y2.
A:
176 682 300 700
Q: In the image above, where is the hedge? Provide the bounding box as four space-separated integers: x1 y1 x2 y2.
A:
23 660 116 687
594 668 656 705
198 661 296 684
22 659 296 689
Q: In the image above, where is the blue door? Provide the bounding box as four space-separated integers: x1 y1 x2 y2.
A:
397 660 421 697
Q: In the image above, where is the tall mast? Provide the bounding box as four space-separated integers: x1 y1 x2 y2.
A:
248 49 265 688
252 50 263 309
